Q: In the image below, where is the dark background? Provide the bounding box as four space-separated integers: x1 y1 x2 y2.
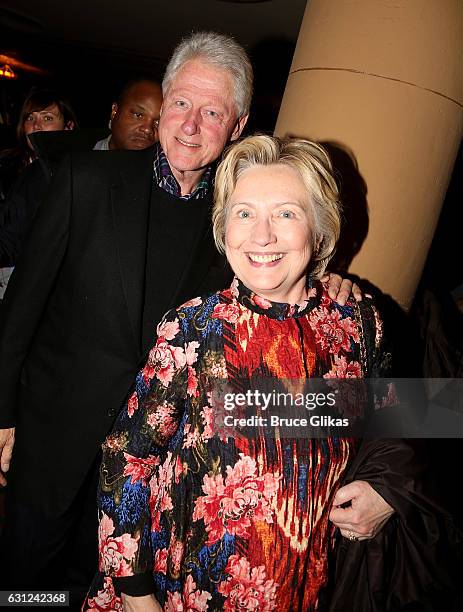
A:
0 0 305 140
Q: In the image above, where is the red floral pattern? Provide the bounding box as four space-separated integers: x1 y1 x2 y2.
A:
149 452 174 532
211 302 240 324
87 279 388 611
87 577 123 611
192 454 280 545
98 513 138 577
252 294 272 310
146 401 178 439
218 555 277 611
153 548 168 574
123 453 159 485
324 355 362 379
142 339 186 386
157 318 180 341
165 575 212 611
309 307 359 353
127 391 139 418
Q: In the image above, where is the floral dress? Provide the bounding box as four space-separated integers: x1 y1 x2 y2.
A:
86 278 387 612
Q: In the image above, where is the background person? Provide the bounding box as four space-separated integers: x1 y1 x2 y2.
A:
0 89 77 297
94 78 162 151
0 78 162 295
0 89 77 203
86 135 404 611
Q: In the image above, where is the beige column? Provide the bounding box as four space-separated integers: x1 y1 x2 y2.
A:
275 0 463 309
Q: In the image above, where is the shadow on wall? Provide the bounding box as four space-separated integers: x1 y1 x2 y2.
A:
283 132 425 376
320 141 369 272
282 135 370 272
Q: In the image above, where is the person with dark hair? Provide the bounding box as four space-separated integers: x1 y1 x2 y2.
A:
0 89 77 202
19 89 77 153
0 80 162 296
94 79 162 151
0 90 77 296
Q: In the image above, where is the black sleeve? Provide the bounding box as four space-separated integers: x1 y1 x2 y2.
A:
0 162 50 267
0 156 71 427
113 573 155 597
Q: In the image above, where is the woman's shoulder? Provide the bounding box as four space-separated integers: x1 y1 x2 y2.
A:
175 289 228 316
157 289 231 338
317 282 385 356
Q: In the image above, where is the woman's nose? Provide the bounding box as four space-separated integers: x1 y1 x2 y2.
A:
251 218 277 246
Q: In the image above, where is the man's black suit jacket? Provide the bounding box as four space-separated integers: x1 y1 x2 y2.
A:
0 129 109 267
0 146 231 515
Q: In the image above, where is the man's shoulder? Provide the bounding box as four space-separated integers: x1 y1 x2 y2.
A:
71 145 156 168
61 146 157 190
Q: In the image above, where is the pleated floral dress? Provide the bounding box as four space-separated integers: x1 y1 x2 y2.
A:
86 278 386 611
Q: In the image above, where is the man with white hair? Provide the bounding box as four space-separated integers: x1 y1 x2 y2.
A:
0 31 251 604
0 31 352 604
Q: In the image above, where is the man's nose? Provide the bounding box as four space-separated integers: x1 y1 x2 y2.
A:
181 109 201 136
139 119 154 135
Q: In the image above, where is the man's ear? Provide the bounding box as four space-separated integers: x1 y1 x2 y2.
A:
230 114 249 142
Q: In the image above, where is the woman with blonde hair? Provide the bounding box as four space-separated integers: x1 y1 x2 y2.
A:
86 135 452 611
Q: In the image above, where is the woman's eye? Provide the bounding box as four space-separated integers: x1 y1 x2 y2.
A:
278 210 295 219
175 100 187 108
238 210 250 219
25 115 34 122
44 116 55 122
133 112 143 119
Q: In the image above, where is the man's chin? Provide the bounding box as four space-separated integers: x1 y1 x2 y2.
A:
168 156 209 175
127 139 154 150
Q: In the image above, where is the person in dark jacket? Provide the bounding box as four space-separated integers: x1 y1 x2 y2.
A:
0 88 77 203
0 78 162 295
0 32 251 607
0 32 356 607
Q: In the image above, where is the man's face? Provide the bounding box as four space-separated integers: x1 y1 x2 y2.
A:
158 59 248 183
109 81 163 150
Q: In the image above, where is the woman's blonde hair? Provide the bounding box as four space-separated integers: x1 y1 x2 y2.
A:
213 134 341 279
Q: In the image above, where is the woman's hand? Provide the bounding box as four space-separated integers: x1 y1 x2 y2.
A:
322 272 362 305
329 480 394 541
121 593 163 612
0 427 15 486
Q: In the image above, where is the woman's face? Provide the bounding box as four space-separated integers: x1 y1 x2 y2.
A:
225 163 315 304
23 103 71 150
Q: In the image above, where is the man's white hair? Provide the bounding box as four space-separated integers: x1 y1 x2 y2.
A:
163 31 253 118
